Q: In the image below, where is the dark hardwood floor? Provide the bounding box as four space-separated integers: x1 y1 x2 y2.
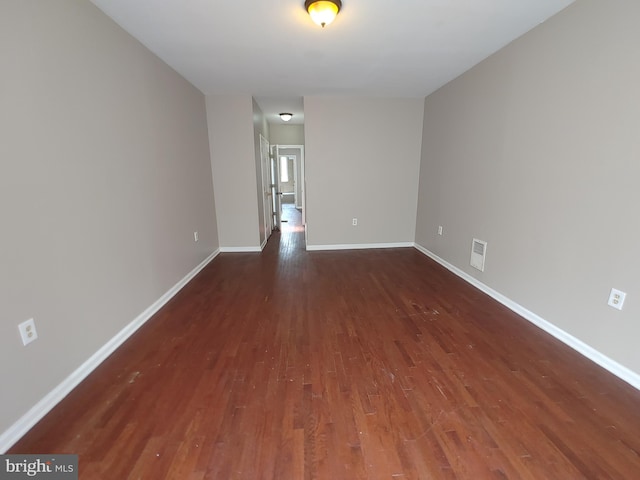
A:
10 204 640 478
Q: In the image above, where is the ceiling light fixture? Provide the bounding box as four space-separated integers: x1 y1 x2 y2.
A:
279 113 293 122
305 0 342 28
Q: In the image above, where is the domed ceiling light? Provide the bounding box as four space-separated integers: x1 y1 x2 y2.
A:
305 0 342 28
279 113 293 122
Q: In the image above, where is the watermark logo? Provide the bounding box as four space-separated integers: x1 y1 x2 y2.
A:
0 455 77 479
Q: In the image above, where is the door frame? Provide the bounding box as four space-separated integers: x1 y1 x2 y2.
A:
276 145 305 226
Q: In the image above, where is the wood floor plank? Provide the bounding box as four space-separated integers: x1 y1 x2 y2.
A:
8 204 640 478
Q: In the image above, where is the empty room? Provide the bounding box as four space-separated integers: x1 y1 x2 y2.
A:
1 1 639 478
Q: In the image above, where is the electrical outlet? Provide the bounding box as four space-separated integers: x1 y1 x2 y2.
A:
607 288 626 311
352 218 358 226
193 231 199 242
18 318 38 346
437 225 443 236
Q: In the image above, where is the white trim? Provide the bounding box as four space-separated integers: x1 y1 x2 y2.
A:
306 242 414 251
219 246 262 253
0 249 220 453
260 237 268 251
413 243 640 391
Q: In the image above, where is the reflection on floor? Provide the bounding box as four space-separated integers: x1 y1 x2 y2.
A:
274 203 304 257
281 204 302 230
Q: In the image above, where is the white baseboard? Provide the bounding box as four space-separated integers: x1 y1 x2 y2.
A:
260 237 267 251
0 249 220 453
413 243 640 391
219 246 262 253
306 242 414 252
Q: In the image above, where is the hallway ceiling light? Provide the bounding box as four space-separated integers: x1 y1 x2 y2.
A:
279 113 293 122
305 0 341 28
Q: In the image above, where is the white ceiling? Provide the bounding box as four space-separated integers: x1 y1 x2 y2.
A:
90 0 574 125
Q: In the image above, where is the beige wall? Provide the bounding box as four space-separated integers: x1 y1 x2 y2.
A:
0 0 218 440
269 124 305 146
415 0 640 374
206 95 261 250
304 97 424 247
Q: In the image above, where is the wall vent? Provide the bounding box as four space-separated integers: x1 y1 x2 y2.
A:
470 238 487 272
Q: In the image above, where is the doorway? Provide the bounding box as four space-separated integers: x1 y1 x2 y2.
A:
278 154 296 207
274 145 305 227
263 143 305 247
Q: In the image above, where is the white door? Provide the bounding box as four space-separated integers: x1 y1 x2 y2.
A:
270 145 282 231
260 135 272 238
